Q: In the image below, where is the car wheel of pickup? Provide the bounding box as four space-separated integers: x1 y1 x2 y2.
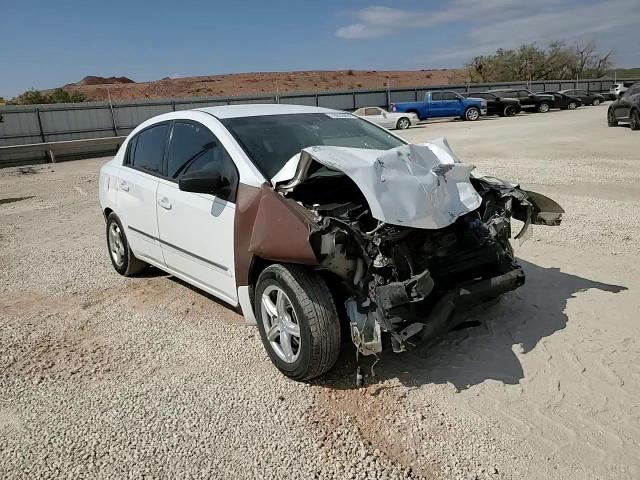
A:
106 213 147 276
537 102 550 113
396 117 411 130
607 109 618 127
255 264 341 381
503 105 517 117
465 107 480 121
630 110 640 130
592 98 601 106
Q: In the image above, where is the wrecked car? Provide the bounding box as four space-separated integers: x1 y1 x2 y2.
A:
99 105 563 381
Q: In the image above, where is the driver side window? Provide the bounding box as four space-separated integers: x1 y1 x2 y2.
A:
166 121 239 202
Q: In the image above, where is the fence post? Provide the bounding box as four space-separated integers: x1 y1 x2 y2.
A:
315 94 319 107
171 100 176 112
35 107 46 143
414 88 418 101
108 104 118 136
352 91 356 110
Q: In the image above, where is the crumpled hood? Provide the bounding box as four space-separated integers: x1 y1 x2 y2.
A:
275 138 483 230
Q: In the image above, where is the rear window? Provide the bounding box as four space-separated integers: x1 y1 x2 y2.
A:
221 113 405 179
131 123 170 175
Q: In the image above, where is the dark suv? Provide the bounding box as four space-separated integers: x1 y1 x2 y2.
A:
608 82 640 130
462 92 521 117
489 89 555 113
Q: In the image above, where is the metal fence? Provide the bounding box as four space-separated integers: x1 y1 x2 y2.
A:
1 77 636 166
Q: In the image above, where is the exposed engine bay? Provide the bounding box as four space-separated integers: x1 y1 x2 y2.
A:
272 139 564 356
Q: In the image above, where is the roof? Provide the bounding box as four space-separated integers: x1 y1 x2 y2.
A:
196 103 340 119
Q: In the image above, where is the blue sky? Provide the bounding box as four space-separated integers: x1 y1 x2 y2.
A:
2 0 639 98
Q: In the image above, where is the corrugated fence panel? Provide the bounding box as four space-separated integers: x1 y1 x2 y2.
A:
389 90 417 103
40 106 114 141
114 103 173 130
175 99 229 110
355 91 387 108
317 93 354 110
0 110 41 144
279 95 318 106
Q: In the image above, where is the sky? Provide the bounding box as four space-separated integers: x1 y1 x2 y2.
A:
2 0 639 98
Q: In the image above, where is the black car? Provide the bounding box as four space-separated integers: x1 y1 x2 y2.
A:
558 89 605 106
489 89 554 113
462 92 521 117
608 82 640 130
549 92 582 110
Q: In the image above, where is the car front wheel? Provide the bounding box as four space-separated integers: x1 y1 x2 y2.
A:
255 264 341 381
503 104 517 117
567 101 577 110
396 117 411 130
465 107 480 121
607 109 618 127
592 98 601 106
106 213 147 276
630 109 640 130
537 102 550 113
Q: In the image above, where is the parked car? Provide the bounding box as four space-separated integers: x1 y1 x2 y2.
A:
461 92 520 117
607 82 640 130
489 89 555 113
558 89 605 106
391 90 487 121
549 92 582 110
353 106 419 129
99 104 563 381
610 81 635 99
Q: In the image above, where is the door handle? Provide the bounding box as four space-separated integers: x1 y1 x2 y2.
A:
158 197 172 210
118 181 129 192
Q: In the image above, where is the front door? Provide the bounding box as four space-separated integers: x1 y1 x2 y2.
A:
117 122 171 265
155 121 239 304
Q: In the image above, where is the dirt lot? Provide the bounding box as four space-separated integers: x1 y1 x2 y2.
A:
1 106 639 479
58 69 455 102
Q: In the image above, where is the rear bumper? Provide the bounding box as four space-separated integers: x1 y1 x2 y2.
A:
420 268 525 341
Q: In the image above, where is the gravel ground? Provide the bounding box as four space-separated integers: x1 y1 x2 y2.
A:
1 105 638 479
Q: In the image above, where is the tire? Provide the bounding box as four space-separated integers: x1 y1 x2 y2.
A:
396 117 411 130
106 213 147 276
592 98 601 106
465 107 480 121
254 264 341 381
630 109 640 131
607 108 618 127
537 102 550 113
567 102 577 110
503 104 517 117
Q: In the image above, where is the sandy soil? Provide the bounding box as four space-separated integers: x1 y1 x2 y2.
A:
60 70 456 102
0 106 638 479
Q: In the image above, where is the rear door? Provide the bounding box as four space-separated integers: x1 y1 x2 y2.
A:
117 122 171 265
155 120 239 304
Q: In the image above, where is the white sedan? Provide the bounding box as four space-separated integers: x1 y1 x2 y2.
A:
99 104 563 381
353 106 419 129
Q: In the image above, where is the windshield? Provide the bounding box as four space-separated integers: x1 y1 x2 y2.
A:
221 113 406 179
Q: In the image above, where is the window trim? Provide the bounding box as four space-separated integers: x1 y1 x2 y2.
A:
123 120 173 180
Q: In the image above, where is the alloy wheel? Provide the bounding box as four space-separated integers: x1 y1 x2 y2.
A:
260 285 301 364
108 223 125 268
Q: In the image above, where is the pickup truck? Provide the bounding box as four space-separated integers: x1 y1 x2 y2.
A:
391 90 487 121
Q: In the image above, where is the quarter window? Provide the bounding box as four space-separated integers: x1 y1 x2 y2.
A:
166 121 238 201
431 92 443 101
441 92 459 101
131 123 170 175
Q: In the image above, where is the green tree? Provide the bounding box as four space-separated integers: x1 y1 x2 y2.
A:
450 41 613 84
11 88 86 105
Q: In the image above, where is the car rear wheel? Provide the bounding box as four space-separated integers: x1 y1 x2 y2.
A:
630 110 640 131
607 109 618 127
537 102 550 113
465 107 480 121
503 105 517 117
592 98 601 106
567 101 577 110
106 213 147 276
255 264 341 381
396 117 411 130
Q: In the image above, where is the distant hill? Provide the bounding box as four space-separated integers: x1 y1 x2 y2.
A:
55 70 458 102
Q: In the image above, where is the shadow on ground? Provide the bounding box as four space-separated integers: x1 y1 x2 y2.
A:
317 259 627 391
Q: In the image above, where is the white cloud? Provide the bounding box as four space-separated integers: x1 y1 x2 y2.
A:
335 0 640 66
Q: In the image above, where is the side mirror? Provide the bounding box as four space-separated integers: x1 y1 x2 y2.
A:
179 170 229 196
